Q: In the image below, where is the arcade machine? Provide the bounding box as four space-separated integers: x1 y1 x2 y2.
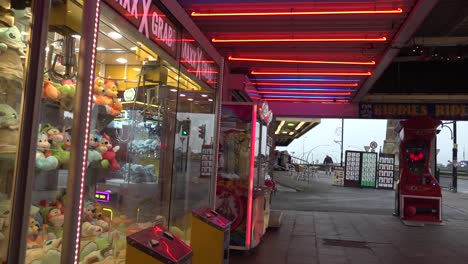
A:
397 117 442 224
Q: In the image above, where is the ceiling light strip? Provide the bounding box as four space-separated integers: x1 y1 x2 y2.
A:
295 122 305 130
251 71 372 76
229 56 375 65
275 120 285 135
191 8 403 17
213 37 387 43
248 82 358 87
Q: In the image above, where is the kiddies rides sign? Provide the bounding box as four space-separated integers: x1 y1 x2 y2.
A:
398 116 442 224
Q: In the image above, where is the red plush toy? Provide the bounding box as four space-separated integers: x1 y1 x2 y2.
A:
98 133 120 171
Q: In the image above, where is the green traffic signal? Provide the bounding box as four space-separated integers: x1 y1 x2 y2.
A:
182 130 188 135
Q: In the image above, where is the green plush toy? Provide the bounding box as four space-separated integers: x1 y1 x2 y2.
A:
0 25 25 55
41 125 70 169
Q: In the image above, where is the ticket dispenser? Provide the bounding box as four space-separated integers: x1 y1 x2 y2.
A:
399 117 442 224
126 225 193 264
191 208 231 264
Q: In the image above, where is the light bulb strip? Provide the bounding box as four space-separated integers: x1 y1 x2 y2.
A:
229 56 375 65
213 37 387 43
191 8 403 17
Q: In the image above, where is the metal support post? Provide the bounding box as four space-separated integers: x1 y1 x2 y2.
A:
452 121 458 192
340 119 344 167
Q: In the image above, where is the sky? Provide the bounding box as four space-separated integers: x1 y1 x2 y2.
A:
277 119 468 166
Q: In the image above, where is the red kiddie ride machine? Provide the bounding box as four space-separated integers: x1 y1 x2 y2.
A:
398 117 442 224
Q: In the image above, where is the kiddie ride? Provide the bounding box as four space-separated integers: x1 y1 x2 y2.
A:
398 117 442 225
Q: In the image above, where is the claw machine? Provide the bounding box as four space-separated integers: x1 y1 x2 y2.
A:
0 0 223 263
215 101 273 251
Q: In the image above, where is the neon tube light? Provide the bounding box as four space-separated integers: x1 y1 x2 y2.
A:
251 78 361 82
229 56 375 65
188 69 219 74
246 104 257 250
263 95 349 99
213 37 386 43
255 91 351 96
257 88 353 92
248 82 358 87
251 71 372 76
266 98 335 102
191 8 403 17
265 98 349 103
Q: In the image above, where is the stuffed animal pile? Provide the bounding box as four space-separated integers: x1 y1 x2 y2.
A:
36 127 121 172
93 78 122 116
128 138 160 157
42 79 76 110
35 125 71 171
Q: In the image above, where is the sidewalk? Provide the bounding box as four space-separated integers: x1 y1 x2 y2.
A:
230 210 468 264
229 171 468 263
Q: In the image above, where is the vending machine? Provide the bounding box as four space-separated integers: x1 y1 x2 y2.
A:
398 117 442 224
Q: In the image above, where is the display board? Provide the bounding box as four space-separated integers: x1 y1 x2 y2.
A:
360 152 378 188
200 144 213 177
344 151 361 187
332 166 345 186
377 153 395 189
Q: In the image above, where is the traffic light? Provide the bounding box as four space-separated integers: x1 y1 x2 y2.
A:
198 124 206 140
181 120 191 136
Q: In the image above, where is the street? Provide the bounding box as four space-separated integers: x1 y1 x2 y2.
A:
439 175 468 193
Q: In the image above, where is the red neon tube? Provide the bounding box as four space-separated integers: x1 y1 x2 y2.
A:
246 104 257 249
248 82 358 87
191 8 403 17
264 98 349 102
252 91 351 96
229 56 375 65
251 71 371 76
213 37 387 43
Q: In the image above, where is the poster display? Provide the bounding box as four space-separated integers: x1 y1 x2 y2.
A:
344 151 361 187
360 152 378 188
200 144 213 177
332 166 345 186
377 153 395 189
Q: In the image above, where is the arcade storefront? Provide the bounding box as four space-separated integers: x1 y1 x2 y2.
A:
0 0 222 263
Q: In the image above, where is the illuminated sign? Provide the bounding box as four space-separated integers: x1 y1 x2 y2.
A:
360 103 468 120
95 191 111 202
103 0 178 57
180 32 219 89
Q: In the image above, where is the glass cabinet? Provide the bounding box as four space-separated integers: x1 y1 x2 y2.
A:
0 1 221 263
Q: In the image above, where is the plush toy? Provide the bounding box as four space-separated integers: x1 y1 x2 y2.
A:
93 77 110 105
36 132 59 171
83 201 95 222
87 130 102 167
111 215 131 231
42 80 61 100
42 125 70 168
81 222 103 239
39 200 64 239
63 128 72 151
79 243 112 264
0 200 11 260
57 80 76 110
103 80 122 116
0 26 24 56
0 104 19 152
98 133 120 171
25 238 62 264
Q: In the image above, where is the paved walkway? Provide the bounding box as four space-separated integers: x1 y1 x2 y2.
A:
230 210 468 264
230 171 468 264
